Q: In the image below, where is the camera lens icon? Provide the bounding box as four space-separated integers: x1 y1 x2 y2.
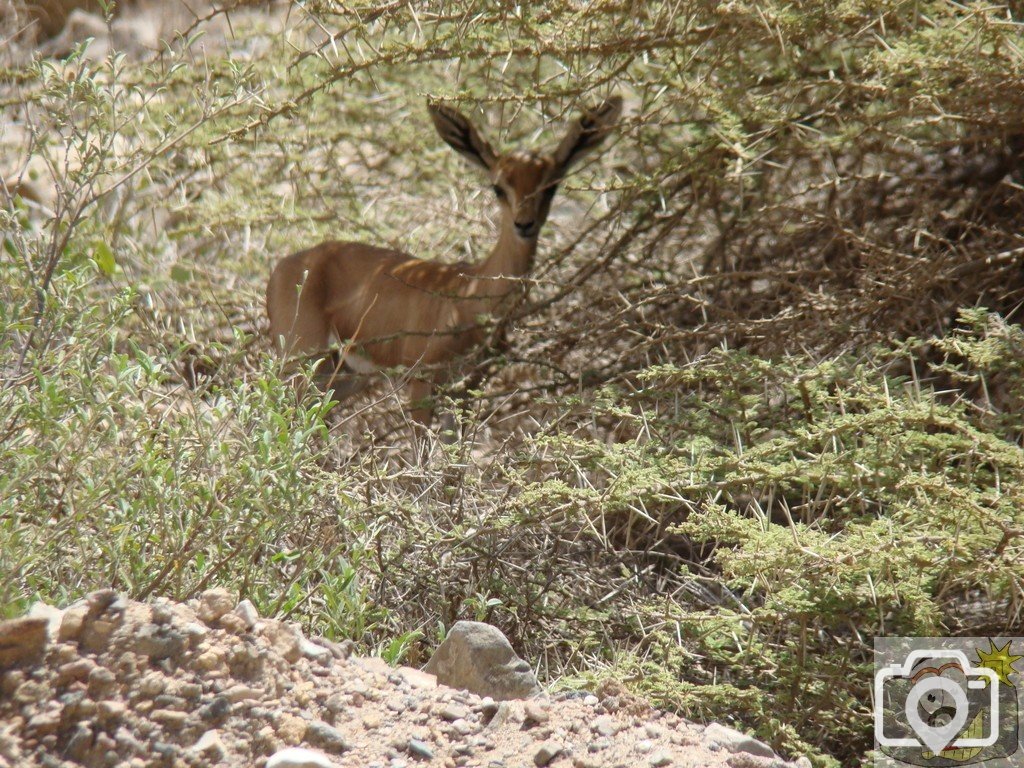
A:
874 649 1000 756
904 675 971 755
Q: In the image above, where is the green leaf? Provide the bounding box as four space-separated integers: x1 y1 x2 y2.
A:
170 265 192 283
94 240 116 276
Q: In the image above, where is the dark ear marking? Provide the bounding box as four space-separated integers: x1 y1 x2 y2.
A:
552 95 623 175
427 101 498 171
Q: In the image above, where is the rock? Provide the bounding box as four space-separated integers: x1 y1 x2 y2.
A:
439 703 470 722
524 701 550 726
305 721 349 754
26 602 63 640
197 589 235 626
650 751 673 767
266 747 340 768
191 730 227 759
300 638 332 664
218 612 249 634
533 740 562 766
97 700 126 722
0 617 48 668
422 621 540 700
134 623 186 660
56 658 96 685
261 621 302 663
233 599 259 629
397 666 436 689
408 738 434 760
58 604 89 642
703 723 776 759
276 713 307 745
151 709 188 730
354 656 390 676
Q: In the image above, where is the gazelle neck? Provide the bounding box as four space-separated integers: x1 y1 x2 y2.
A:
470 210 538 296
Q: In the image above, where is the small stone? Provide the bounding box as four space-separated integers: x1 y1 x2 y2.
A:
266 747 340 768
150 600 174 625
300 638 332 664
533 740 561 767
362 712 383 730
26 602 64 640
87 666 116 696
583 695 599 707
26 710 61 737
191 730 227 759
305 721 349 754
277 713 307 745
233 600 259 629
218 613 249 634
408 739 434 760
650 752 673 767
196 696 231 722
261 621 302 663
151 709 188 730
195 650 224 671
223 684 262 703
703 723 776 759
138 673 166 697
524 701 550 726
439 703 470 722
97 700 126 722
397 666 437 690
56 658 96 685
592 716 618 737
197 588 235 626
58 605 89 642
0 617 48 668
134 623 186 659
353 656 390 676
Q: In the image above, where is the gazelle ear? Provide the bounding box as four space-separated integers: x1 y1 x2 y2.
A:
428 101 498 172
552 95 623 175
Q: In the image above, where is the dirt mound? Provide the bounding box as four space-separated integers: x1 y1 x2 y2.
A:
0 591 806 768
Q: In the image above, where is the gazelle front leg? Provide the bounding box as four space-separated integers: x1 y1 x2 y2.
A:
406 378 436 427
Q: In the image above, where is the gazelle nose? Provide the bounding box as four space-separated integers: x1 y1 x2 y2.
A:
515 221 538 238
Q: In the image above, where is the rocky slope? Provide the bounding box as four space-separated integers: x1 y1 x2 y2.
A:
0 591 807 768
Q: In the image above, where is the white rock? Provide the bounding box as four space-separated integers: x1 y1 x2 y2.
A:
300 638 332 663
265 747 340 768
233 600 259 629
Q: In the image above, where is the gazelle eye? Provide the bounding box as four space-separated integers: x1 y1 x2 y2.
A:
492 185 507 200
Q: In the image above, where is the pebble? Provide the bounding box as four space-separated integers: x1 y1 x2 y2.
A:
407 739 434 760
533 740 561 767
233 599 259 629
305 721 349 754
650 752 673 767
266 747 340 768
197 589 235 626
191 730 227 759
151 709 189 729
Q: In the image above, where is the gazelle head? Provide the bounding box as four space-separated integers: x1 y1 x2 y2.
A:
428 96 623 240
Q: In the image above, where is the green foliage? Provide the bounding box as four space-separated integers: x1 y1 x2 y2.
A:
518 310 1024 760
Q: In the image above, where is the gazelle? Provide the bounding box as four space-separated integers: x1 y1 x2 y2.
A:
267 95 622 425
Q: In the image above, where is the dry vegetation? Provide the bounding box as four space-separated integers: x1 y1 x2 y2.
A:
3 1 1024 765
